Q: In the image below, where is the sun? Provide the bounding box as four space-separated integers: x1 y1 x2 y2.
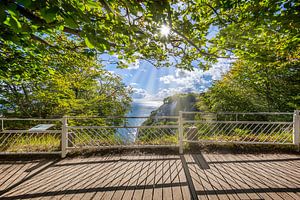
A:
159 25 170 37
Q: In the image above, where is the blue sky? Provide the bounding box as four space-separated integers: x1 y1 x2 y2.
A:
99 20 231 106
101 54 231 105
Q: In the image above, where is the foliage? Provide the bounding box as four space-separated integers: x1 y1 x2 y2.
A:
0 35 132 118
1 0 299 114
3 133 61 152
197 55 300 112
1 0 298 70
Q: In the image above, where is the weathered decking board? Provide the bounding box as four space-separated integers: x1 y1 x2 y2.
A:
0 153 300 200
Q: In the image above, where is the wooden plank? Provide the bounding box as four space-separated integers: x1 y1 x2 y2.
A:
111 156 146 200
152 155 164 200
210 154 259 200
248 154 300 184
162 155 174 200
243 154 300 200
187 154 220 200
1 153 300 200
205 154 241 200
0 161 49 196
0 160 59 199
197 154 230 200
175 155 189 200
104 155 138 200
1 162 37 191
82 155 122 199
76 156 112 199
140 155 159 200
63 155 114 200
187 155 209 200
180 155 197 200
134 156 157 199
169 155 184 200
234 154 287 200
43 156 101 200
3 159 70 197
219 154 273 200
0 162 25 190
131 156 154 200
119 156 148 200
93 155 130 199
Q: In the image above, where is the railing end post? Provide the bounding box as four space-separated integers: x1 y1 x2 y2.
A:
61 116 68 158
293 110 300 149
179 111 184 154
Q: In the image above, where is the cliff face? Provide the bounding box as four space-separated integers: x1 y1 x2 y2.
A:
138 93 201 137
149 93 200 117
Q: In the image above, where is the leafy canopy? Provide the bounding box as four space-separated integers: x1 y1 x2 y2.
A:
197 55 300 112
1 0 299 115
0 34 132 118
1 0 299 69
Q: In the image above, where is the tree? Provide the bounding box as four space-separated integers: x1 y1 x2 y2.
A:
1 0 299 114
194 0 300 112
197 56 300 112
2 0 298 70
0 35 132 118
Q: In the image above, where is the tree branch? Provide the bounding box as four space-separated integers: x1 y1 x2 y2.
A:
204 3 226 26
172 28 232 59
99 0 114 14
15 2 46 25
63 27 81 36
30 34 54 47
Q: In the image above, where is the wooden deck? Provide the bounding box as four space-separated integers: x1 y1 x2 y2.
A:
0 153 300 200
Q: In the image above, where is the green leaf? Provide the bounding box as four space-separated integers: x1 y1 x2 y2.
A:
4 15 22 32
85 37 94 48
64 17 77 29
0 4 7 23
16 0 32 7
41 7 58 23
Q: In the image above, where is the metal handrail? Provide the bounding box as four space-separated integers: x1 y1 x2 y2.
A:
0 118 63 121
68 125 179 129
183 120 293 124
1 130 62 133
181 111 293 115
65 116 179 119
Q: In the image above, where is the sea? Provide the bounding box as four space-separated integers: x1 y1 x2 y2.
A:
126 100 163 125
118 100 162 142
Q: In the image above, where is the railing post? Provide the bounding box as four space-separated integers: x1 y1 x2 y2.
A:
61 116 68 158
179 111 184 154
293 110 300 147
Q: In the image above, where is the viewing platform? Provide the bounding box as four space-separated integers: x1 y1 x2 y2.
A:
1 153 300 200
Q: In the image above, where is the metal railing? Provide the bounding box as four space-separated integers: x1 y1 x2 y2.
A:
64 116 179 155
0 118 62 155
0 110 299 157
179 111 300 150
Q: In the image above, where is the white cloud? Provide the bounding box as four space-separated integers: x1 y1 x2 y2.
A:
160 62 231 86
130 82 138 87
132 88 150 99
156 87 206 99
132 87 165 102
158 61 231 98
204 61 231 80
159 75 174 84
120 59 140 70
159 68 210 88
131 60 231 102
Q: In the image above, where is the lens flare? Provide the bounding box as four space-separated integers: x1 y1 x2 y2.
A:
159 25 170 37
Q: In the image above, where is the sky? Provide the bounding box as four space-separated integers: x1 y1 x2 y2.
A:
101 54 232 106
99 20 232 107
